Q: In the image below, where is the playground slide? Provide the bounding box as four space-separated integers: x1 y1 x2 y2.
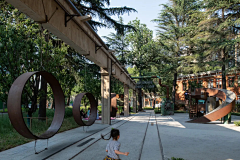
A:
187 88 236 123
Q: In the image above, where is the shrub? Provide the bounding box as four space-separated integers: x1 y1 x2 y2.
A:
154 108 161 114
231 112 240 116
143 107 154 110
64 107 73 118
174 110 187 113
46 109 55 118
234 121 240 126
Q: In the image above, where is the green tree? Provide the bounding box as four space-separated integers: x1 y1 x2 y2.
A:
72 0 137 34
125 19 156 110
152 0 199 106
103 17 130 65
199 0 240 89
0 2 76 118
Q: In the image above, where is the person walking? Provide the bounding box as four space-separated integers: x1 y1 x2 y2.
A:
102 128 129 160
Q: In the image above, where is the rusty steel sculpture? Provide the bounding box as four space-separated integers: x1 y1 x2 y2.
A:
8 71 98 140
72 92 97 126
7 71 65 139
187 88 236 123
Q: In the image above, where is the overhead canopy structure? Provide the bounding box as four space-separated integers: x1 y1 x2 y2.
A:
6 0 137 125
5 0 136 89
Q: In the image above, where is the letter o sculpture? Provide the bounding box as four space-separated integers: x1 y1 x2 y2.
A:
7 71 65 139
72 93 97 126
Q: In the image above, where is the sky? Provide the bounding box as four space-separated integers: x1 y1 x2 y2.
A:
96 0 169 39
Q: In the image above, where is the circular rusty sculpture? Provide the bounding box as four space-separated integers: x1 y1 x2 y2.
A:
72 93 97 126
7 71 65 139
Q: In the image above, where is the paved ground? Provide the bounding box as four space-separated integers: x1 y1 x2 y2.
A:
157 113 240 160
1 111 240 160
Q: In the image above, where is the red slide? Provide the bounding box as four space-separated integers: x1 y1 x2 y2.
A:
187 88 236 123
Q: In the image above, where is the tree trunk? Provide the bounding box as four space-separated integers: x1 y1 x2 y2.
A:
138 88 142 111
66 95 70 106
172 72 178 106
222 53 226 89
38 77 47 120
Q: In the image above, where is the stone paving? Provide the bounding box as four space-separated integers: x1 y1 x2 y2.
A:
1 111 240 160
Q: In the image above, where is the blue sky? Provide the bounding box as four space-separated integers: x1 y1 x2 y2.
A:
97 0 169 39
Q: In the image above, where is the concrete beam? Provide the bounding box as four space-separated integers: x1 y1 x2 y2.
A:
6 0 136 89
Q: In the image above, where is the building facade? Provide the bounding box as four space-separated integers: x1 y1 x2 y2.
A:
176 70 240 104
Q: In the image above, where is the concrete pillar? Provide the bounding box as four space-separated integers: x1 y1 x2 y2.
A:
133 90 137 113
124 84 129 116
101 66 111 125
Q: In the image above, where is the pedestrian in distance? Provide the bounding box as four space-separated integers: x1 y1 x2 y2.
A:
87 108 90 118
101 128 129 160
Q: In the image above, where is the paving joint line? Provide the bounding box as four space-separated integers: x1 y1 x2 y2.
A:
155 114 164 160
69 115 137 160
42 116 134 160
138 112 151 160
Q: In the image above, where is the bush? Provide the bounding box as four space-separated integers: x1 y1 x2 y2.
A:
64 107 73 118
231 112 240 116
143 107 154 110
154 108 161 114
46 109 55 118
174 110 187 113
234 121 240 126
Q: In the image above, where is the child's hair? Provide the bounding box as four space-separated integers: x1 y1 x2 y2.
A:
101 128 120 140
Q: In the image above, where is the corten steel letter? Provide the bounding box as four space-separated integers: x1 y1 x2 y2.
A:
7 71 65 139
72 93 97 126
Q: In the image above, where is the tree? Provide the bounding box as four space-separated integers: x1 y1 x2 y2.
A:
199 0 240 89
0 2 76 118
125 18 156 110
152 0 199 106
71 0 137 34
103 17 130 65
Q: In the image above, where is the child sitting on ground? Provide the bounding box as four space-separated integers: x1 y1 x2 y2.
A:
101 128 129 160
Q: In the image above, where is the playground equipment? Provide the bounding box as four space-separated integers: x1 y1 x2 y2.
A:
187 88 236 123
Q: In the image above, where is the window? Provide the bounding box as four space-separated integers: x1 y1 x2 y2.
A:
228 77 235 87
216 78 222 88
208 79 213 88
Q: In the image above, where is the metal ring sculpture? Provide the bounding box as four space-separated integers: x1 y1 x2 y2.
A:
72 93 97 126
7 71 65 139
